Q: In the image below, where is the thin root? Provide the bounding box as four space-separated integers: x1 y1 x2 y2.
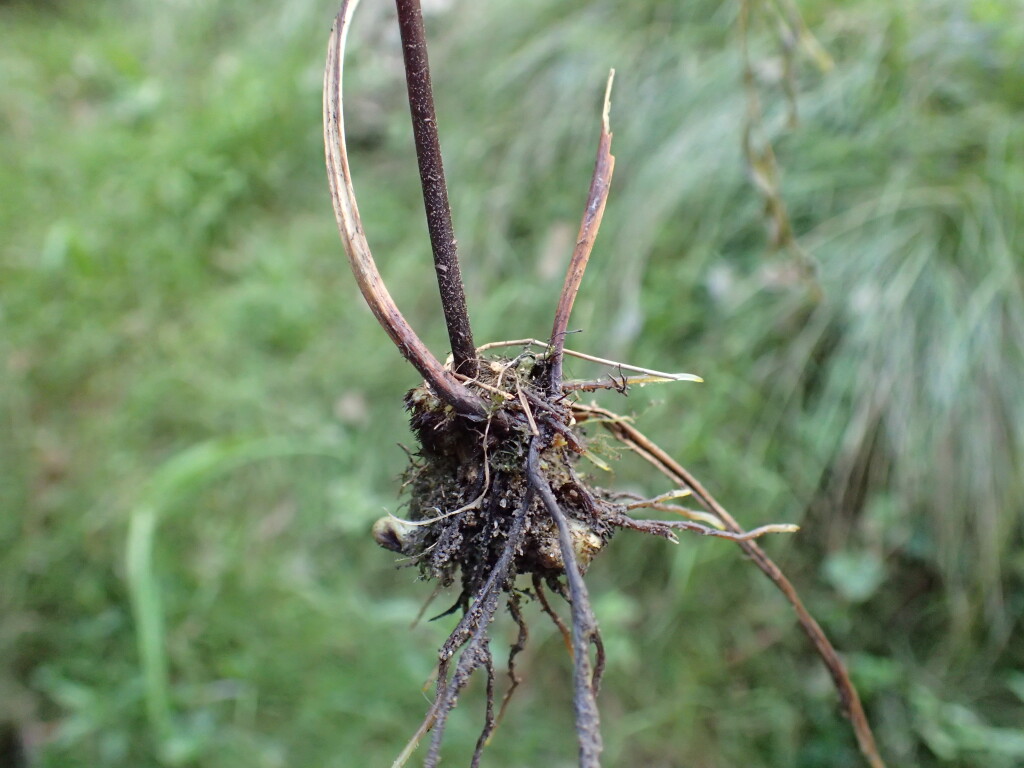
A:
491 592 529 740
476 338 702 385
527 440 603 768
534 573 573 655
574 401 887 768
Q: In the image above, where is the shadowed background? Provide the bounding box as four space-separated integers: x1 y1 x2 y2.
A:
2 0 1023 765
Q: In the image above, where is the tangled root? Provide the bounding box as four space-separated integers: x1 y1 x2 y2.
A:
374 350 790 768
380 355 616 592
371 352 612 767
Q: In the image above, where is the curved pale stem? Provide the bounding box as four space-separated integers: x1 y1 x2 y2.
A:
323 0 485 418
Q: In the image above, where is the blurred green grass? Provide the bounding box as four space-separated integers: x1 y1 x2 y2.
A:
1 0 1022 766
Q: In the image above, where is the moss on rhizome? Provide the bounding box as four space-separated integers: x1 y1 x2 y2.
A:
373 354 617 605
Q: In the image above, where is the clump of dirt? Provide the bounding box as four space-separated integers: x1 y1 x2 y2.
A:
373 354 619 604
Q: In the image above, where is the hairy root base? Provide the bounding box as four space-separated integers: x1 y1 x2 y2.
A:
375 355 618 600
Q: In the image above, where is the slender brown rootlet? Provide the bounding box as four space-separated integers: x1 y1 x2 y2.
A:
573 404 887 768
322 2 886 767
395 0 478 377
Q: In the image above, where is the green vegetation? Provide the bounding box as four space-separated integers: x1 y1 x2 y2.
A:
2 0 1022 765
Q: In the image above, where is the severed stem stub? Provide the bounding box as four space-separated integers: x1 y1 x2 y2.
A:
548 71 616 395
323 2 885 767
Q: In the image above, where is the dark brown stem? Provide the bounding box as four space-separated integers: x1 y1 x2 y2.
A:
395 0 477 376
549 72 616 394
527 440 603 768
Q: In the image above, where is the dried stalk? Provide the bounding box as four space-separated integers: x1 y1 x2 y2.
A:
395 0 477 376
738 0 819 285
574 403 887 768
548 72 616 394
323 0 486 418
479 338 699 383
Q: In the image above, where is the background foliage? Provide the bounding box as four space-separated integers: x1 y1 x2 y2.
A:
2 0 1022 765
